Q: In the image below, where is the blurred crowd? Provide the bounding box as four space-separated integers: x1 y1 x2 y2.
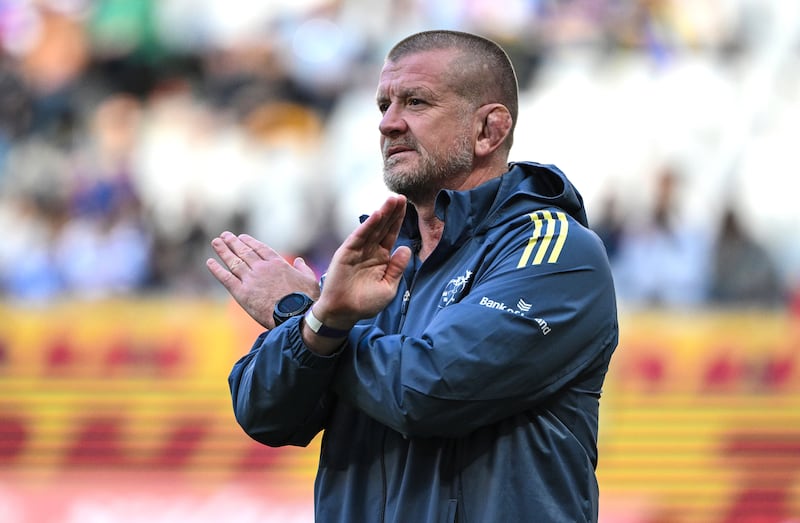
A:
0 0 798 310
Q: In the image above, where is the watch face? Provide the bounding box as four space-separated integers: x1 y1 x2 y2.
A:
276 292 312 316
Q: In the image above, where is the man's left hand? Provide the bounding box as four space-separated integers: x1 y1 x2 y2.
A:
206 232 320 329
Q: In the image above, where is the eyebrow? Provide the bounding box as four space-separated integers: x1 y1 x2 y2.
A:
376 86 436 104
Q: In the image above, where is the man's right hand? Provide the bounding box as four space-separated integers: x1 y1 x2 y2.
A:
310 195 412 333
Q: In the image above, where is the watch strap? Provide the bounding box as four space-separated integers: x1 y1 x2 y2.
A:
304 308 351 338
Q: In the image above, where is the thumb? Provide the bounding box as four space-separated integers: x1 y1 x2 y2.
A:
293 256 317 279
384 246 412 284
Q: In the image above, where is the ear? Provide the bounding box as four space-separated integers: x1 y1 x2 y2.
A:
474 104 512 158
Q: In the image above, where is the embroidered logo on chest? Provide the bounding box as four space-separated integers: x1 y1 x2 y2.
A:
439 270 473 308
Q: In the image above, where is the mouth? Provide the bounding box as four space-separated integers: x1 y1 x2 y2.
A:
384 144 416 159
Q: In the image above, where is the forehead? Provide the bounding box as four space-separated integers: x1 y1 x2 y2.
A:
376 49 459 97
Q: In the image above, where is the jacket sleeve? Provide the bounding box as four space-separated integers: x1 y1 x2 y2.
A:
228 318 340 447
332 217 619 438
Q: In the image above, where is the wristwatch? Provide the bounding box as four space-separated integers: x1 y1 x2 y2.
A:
273 292 314 326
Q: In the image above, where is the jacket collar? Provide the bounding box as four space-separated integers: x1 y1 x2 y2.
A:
397 161 587 257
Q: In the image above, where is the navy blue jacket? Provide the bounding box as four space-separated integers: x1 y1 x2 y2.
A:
229 162 619 522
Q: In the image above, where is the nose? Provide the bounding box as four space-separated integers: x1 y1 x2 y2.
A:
379 104 406 137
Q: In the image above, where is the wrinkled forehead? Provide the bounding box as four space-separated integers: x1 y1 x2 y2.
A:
376 49 460 97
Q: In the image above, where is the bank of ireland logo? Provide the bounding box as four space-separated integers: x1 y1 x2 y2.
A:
477 296 551 334
478 296 532 316
440 270 473 308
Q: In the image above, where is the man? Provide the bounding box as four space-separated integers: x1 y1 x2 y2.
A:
207 30 618 523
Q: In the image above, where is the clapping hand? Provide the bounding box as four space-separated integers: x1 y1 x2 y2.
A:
311 195 412 329
206 232 320 329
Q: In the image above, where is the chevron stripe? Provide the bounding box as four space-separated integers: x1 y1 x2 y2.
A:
548 212 569 263
517 211 569 267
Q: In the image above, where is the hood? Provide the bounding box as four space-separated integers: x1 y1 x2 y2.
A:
491 161 588 227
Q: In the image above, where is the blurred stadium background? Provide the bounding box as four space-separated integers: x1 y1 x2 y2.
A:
1 0 799 522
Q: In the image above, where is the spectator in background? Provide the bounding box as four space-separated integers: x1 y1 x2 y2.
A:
55 93 151 297
611 164 712 307
591 190 625 262
0 102 75 301
0 92 153 300
0 57 33 173
0 194 65 301
240 100 329 263
709 204 785 308
0 0 796 306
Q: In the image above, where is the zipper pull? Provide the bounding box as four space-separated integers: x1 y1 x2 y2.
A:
401 290 411 315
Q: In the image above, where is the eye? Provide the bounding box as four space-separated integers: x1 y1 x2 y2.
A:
408 98 424 107
378 101 390 114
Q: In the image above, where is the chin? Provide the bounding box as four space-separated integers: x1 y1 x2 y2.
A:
383 164 409 187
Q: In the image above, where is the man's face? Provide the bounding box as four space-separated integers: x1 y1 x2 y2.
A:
376 49 475 203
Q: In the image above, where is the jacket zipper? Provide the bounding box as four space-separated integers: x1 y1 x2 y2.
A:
400 289 411 318
381 256 420 521
398 255 417 331
379 426 388 523
397 283 416 334
381 274 414 522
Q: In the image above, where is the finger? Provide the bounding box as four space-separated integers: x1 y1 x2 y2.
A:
238 234 284 263
210 233 239 267
211 232 254 275
206 258 243 292
351 195 405 249
365 195 405 252
219 231 262 268
379 196 407 250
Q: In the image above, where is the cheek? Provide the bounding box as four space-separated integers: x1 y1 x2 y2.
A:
413 127 446 155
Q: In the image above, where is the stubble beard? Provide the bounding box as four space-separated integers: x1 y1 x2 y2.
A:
382 132 473 204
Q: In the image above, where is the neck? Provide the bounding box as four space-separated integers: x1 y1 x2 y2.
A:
412 204 444 261
411 160 508 260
